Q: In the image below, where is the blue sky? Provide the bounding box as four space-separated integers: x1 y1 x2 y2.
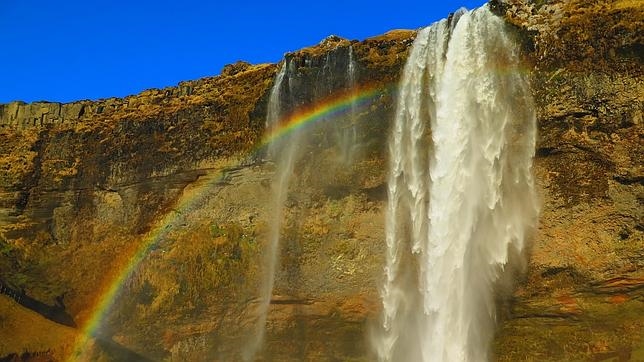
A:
0 0 486 103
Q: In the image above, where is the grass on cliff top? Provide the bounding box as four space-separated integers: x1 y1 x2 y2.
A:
614 0 643 9
366 29 416 42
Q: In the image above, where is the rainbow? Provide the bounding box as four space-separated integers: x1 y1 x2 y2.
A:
66 171 226 361
257 83 385 148
66 81 389 360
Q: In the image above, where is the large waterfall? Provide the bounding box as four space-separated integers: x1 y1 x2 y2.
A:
376 6 538 361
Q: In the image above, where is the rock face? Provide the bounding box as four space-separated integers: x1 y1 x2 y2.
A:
0 1 641 361
490 0 643 359
0 30 413 361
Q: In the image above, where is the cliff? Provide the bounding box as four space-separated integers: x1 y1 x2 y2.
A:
0 0 642 360
490 0 643 359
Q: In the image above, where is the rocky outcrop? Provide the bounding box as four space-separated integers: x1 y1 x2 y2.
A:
1 83 190 128
491 0 642 70
0 73 240 129
490 0 643 360
0 1 641 361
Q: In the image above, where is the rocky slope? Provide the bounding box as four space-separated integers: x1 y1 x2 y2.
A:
0 0 642 360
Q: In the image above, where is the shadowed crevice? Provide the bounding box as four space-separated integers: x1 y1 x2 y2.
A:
0 281 75 327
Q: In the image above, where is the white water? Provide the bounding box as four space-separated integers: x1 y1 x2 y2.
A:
264 62 287 160
335 45 359 164
377 6 538 361
245 46 360 359
243 61 291 361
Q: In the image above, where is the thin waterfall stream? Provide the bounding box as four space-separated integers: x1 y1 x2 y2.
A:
243 61 289 361
336 45 359 165
245 45 361 359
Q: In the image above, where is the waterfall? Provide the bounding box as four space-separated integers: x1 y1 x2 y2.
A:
243 61 291 361
245 45 360 359
376 5 538 362
265 62 287 159
336 45 359 165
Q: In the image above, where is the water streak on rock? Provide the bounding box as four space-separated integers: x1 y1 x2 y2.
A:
245 45 360 359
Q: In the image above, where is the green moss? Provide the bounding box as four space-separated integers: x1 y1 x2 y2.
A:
209 223 224 238
0 237 14 256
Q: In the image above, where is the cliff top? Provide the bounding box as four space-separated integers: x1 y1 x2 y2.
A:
0 29 416 130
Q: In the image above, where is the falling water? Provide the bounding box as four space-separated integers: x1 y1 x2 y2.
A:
335 45 359 164
243 61 291 361
376 5 538 362
245 45 360 359
264 62 287 159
